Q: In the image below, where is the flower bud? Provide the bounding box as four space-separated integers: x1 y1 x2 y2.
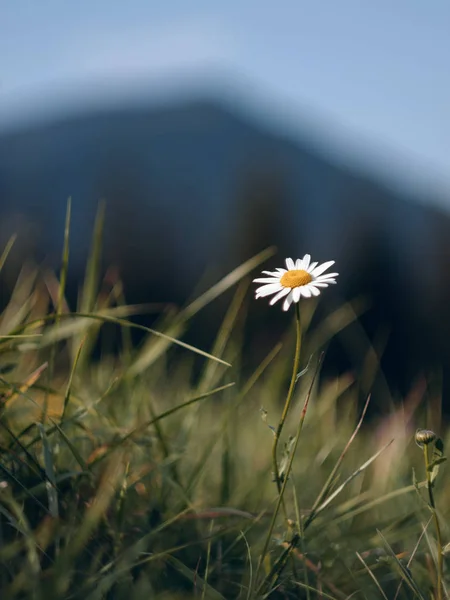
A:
415 429 437 447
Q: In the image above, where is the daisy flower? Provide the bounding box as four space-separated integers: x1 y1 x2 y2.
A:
253 255 338 311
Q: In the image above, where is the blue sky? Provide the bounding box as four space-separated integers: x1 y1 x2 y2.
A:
1 1 450 201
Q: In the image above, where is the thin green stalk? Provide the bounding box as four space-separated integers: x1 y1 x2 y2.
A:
255 354 322 597
254 304 302 590
423 444 443 600
272 302 302 496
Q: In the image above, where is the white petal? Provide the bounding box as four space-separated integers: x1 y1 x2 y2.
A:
295 259 302 269
262 270 282 277
253 277 280 283
300 286 312 298
293 287 302 302
312 282 330 288
309 285 321 296
307 261 318 273
314 277 336 284
315 272 339 281
282 292 294 311
269 287 291 305
276 268 288 273
311 261 335 277
302 254 311 269
255 283 282 297
285 258 295 270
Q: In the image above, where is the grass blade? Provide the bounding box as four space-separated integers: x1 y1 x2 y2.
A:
356 551 389 600
310 440 394 522
0 234 17 273
37 423 59 518
377 529 427 600
87 382 235 466
165 555 226 600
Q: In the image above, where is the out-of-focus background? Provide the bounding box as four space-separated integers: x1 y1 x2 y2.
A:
1 1 450 402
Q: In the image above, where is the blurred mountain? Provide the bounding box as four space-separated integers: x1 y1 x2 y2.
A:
0 96 449 398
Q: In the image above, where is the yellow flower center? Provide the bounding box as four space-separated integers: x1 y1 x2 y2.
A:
280 269 312 288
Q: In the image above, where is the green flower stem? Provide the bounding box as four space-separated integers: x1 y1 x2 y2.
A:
255 303 302 590
423 444 444 600
272 302 302 496
256 354 322 597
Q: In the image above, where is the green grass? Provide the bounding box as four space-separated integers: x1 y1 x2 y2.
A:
0 215 448 599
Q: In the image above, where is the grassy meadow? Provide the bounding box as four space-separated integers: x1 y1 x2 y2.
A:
0 206 448 599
